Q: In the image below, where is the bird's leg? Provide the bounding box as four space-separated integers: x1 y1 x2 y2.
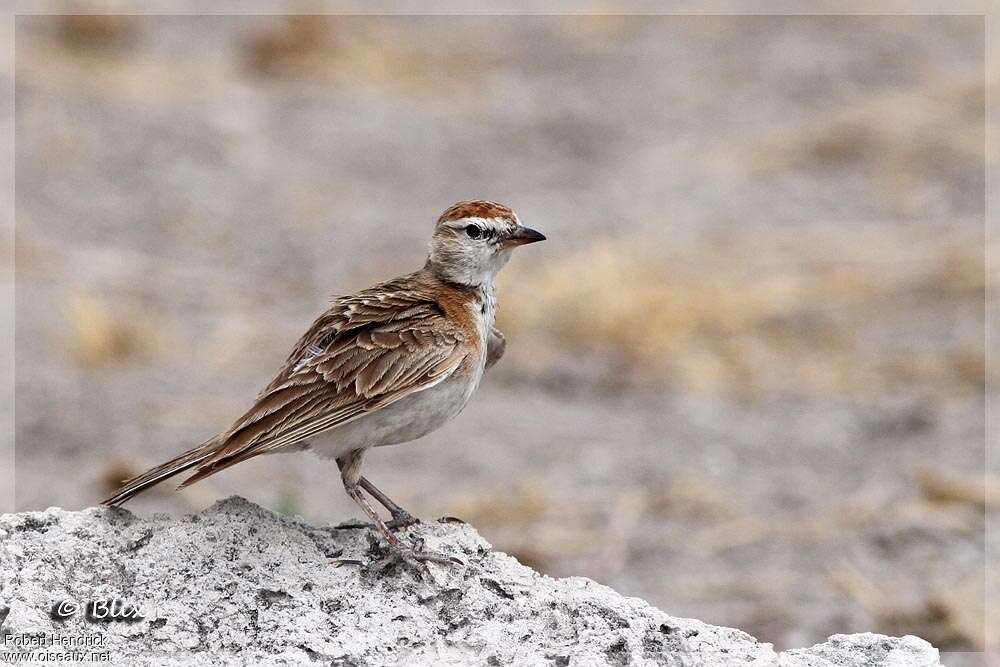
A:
345 485 462 573
336 476 420 530
331 450 460 573
345 484 403 549
360 476 419 527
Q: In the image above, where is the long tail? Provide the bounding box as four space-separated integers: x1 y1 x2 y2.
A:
102 437 221 506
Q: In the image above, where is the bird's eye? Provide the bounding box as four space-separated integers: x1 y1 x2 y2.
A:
465 225 482 239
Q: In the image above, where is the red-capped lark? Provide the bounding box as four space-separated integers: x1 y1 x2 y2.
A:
103 200 545 571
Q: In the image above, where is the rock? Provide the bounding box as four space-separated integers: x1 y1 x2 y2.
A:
778 634 941 667
0 497 939 666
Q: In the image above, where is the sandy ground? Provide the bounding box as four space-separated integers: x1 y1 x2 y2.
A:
11 13 991 653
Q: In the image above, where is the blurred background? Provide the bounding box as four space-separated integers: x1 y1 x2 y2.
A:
12 11 991 654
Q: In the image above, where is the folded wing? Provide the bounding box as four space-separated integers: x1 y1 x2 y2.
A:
178 275 469 487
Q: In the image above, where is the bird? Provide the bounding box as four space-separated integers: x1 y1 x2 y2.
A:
102 200 545 569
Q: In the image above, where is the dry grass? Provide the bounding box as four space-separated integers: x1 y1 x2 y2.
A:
551 15 641 50
915 467 998 509
16 30 225 108
706 70 988 219
65 292 160 367
438 470 985 649
830 562 985 650
20 15 496 109
241 15 334 77
238 16 494 109
54 14 141 53
499 224 985 397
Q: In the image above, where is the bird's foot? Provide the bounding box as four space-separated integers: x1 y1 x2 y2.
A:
334 509 421 532
331 536 462 579
370 540 464 577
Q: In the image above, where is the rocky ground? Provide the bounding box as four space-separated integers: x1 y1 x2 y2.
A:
0 497 943 666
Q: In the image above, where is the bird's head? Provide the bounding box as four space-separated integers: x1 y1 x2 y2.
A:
428 200 545 287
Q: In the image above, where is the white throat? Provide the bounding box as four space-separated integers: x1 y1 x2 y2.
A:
428 247 513 288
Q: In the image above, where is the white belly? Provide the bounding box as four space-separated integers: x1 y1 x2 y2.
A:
305 361 484 461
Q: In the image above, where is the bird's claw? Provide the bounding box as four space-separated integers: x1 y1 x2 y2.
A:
371 548 462 577
386 511 421 530
330 557 365 567
334 511 421 532
331 536 463 578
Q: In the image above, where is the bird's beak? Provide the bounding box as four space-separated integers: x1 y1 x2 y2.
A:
503 226 546 248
